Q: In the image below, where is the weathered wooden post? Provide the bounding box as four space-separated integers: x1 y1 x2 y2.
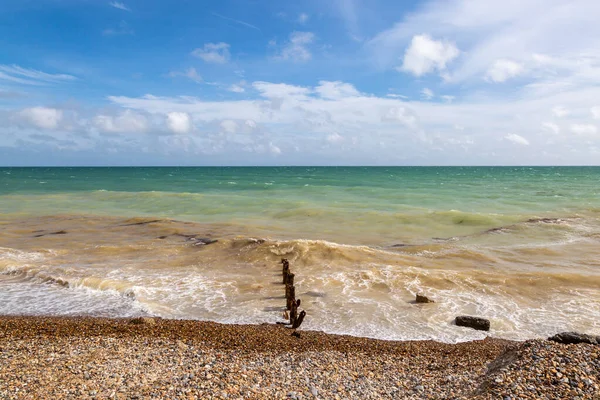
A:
286 285 296 310
290 299 300 325
292 310 306 329
286 272 295 287
281 259 290 284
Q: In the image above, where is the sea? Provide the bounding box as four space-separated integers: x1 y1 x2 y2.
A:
0 166 599 343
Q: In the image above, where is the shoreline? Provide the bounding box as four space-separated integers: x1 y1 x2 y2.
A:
1 316 598 399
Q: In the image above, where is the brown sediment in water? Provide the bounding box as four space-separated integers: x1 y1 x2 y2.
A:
0 316 598 399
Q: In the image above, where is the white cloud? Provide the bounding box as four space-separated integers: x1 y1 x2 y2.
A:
441 95 455 103
0 65 76 85
100 77 600 164
399 34 459 76
381 106 417 127
486 59 524 83
167 112 192 134
298 13 309 24
192 43 231 64
168 68 202 83
20 107 63 129
274 32 315 62
94 110 148 133
421 88 434 100
220 120 237 133
315 81 359 100
369 0 600 87
269 142 281 154
542 122 560 134
571 124 597 136
228 85 245 93
109 1 130 11
327 132 344 143
591 106 600 119
386 93 408 99
552 106 569 118
253 81 311 99
227 81 246 93
504 133 529 146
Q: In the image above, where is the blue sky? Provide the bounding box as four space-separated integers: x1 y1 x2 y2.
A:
1 0 600 165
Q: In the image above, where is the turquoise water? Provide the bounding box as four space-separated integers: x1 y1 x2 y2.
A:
0 167 599 342
2 166 599 244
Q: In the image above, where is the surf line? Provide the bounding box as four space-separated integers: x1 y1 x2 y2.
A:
277 258 306 335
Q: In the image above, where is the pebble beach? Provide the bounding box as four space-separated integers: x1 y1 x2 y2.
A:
0 316 598 399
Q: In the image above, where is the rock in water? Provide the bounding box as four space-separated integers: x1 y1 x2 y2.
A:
548 332 599 345
415 294 434 303
455 316 490 331
191 237 218 246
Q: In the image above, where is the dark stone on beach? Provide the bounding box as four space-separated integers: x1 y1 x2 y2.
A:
291 331 301 338
130 317 158 326
415 294 434 303
157 236 168 239
455 316 490 331
548 332 599 345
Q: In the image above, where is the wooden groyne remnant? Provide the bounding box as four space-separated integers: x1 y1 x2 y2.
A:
280 258 306 331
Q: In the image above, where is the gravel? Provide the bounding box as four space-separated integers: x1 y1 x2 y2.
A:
0 316 597 399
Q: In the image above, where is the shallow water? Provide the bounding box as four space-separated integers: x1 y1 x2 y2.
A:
0 167 599 342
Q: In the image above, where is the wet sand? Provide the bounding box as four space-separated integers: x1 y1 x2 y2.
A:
0 316 598 399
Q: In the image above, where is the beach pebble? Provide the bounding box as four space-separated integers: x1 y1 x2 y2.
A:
0 317 597 400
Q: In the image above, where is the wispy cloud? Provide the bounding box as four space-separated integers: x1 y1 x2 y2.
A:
273 32 315 62
336 0 361 40
298 13 309 24
421 88 434 100
211 12 260 31
0 65 76 85
227 81 247 93
192 43 231 64
0 89 24 98
109 1 130 11
103 21 134 36
168 67 203 83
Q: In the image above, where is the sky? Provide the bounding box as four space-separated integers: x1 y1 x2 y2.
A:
1 0 600 166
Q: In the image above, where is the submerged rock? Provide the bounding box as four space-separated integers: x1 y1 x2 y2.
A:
190 237 218 246
548 332 599 345
415 294 435 303
455 316 490 331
